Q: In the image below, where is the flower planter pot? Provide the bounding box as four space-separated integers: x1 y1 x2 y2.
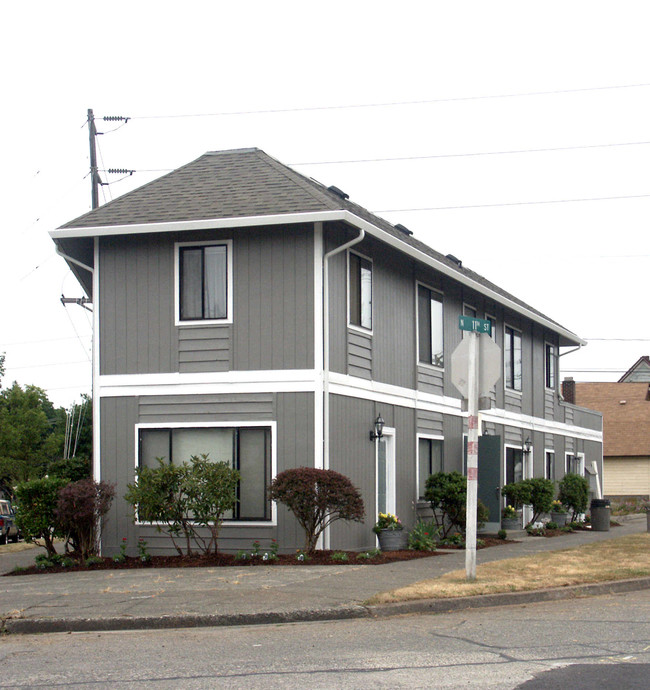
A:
550 511 567 527
501 517 521 531
376 528 407 551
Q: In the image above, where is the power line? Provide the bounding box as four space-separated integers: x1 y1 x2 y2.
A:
291 140 650 166
129 82 650 120
0 335 91 348
377 192 650 213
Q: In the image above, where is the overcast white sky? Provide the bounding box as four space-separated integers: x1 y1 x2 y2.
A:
1 1 649 408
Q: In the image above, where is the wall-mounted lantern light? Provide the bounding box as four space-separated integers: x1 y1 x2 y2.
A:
523 437 532 454
369 414 385 441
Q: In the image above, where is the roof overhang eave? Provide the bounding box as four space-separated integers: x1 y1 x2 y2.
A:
50 209 586 347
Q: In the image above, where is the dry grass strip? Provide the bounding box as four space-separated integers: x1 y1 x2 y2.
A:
367 533 650 605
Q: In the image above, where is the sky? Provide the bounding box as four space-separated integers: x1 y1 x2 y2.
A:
1 1 649 409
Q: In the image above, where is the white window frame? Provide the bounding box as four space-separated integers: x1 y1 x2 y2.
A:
134 420 277 526
174 239 233 326
416 280 445 370
416 433 444 500
504 324 523 394
544 449 555 481
347 249 373 334
565 451 585 476
375 426 396 518
545 341 557 390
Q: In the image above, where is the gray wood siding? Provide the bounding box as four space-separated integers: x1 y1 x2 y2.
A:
99 235 177 375
138 393 275 423
99 225 314 376
417 365 443 395
348 330 372 379
417 410 444 436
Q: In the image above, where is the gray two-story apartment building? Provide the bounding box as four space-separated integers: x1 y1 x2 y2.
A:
50 148 603 554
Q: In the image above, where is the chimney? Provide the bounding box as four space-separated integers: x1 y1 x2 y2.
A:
562 377 576 405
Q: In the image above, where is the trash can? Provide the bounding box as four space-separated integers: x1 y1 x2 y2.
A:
590 498 611 531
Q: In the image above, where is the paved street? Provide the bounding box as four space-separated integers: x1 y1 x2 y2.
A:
0 589 648 688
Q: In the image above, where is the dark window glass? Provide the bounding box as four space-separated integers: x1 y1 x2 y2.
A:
505 326 522 391
180 244 227 321
418 285 443 367
418 438 443 498
545 343 556 389
546 451 555 481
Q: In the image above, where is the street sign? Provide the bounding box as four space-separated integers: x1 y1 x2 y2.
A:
459 316 492 334
450 334 502 398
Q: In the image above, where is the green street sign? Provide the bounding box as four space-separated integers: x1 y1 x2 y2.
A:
459 316 492 334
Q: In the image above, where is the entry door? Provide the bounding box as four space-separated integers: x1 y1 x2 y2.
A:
478 435 502 524
376 428 396 516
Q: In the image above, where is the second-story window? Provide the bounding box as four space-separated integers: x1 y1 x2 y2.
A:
178 242 230 323
418 284 444 367
505 326 522 391
349 252 372 330
545 343 557 389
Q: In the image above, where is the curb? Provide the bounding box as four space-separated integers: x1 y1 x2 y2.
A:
3 577 649 635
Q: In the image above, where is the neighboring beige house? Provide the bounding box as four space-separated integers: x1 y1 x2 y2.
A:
564 368 650 499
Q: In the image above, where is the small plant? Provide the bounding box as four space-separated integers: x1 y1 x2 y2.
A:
551 500 566 513
439 533 465 547
251 540 262 558
295 549 310 562
373 512 403 534
497 529 507 540
502 505 517 519
60 556 77 568
331 551 349 562
113 537 128 563
561 524 574 532
407 520 437 551
85 555 104 567
526 525 546 536
269 539 279 559
235 549 249 560
356 548 381 560
137 538 151 563
546 521 558 530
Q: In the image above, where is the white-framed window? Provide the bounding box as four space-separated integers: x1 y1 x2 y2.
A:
545 450 555 481
545 342 557 389
504 325 522 391
417 435 443 499
565 452 584 476
417 282 444 368
348 250 372 331
136 421 275 523
175 240 233 326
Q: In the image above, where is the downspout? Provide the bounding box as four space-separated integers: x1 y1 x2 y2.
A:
322 227 365 480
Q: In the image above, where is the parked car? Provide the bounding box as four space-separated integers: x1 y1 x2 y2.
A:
0 499 19 544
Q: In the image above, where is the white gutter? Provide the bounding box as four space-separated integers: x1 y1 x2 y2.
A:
55 246 94 274
50 209 585 346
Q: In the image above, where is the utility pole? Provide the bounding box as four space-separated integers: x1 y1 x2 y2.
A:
87 108 100 210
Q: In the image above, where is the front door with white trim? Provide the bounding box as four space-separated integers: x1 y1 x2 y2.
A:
376 427 396 517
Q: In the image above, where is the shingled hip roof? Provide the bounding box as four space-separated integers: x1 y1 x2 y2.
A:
51 147 584 347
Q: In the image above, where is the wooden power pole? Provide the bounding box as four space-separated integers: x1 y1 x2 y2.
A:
87 108 100 210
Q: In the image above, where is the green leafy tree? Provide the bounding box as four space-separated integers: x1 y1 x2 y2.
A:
0 353 5 388
500 481 532 510
558 473 590 521
14 476 68 558
523 478 555 524
125 455 240 556
269 468 365 553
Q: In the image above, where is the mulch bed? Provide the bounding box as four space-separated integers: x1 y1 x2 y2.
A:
6 537 514 576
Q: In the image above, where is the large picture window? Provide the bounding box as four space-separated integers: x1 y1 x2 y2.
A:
418 437 443 498
177 241 231 323
349 252 372 330
504 326 522 391
138 425 272 521
418 284 444 367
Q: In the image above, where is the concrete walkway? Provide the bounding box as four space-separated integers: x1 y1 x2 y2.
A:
1 515 647 634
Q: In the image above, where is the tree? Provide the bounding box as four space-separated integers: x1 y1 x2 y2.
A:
14 476 68 558
56 478 115 560
523 478 555 525
500 481 532 511
269 468 365 553
0 353 5 388
558 473 590 521
125 455 240 556
425 471 488 537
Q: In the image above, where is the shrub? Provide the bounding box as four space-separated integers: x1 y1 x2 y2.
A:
546 521 558 530
497 529 507 540
408 519 438 551
15 476 68 558
331 551 349 562
124 455 240 556
523 478 554 525
501 481 532 510
558 473 590 521
425 471 490 537
55 478 115 560
268 467 364 553
47 456 91 483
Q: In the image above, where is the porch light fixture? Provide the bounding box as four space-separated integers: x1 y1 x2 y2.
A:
369 414 385 441
523 437 532 454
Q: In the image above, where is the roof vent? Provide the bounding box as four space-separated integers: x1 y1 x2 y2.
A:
446 254 463 267
394 223 413 236
327 185 349 200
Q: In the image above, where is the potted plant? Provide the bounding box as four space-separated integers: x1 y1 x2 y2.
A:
501 504 520 531
550 499 568 527
373 512 406 551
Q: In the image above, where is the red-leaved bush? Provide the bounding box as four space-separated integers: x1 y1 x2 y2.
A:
55 478 115 560
268 468 364 553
